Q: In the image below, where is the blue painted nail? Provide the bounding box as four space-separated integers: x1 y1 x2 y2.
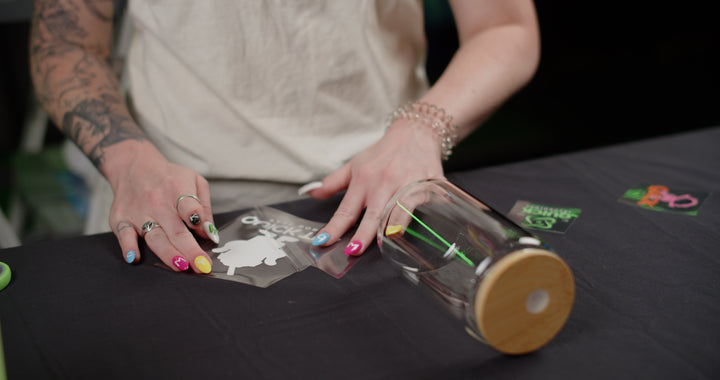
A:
312 232 330 246
126 250 136 264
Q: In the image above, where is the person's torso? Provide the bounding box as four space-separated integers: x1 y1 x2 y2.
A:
127 0 428 182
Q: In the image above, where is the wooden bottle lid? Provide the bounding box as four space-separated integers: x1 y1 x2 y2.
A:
474 248 574 355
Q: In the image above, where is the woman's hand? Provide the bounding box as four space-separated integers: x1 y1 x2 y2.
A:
307 119 446 256
30 0 218 273
107 145 218 273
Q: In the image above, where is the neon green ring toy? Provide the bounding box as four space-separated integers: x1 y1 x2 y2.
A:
0 262 10 291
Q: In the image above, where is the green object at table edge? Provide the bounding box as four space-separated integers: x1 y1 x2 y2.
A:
0 262 10 292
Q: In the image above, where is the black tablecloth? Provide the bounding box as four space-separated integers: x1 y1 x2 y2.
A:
1 127 719 379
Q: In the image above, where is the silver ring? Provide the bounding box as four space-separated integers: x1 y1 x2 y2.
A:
176 194 201 210
141 221 161 237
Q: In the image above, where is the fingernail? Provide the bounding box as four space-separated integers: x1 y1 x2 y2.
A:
172 255 189 271
204 222 220 244
189 212 200 225
344 240 362 256
385 224 403 236
312 232 330 246
298 181 323 196
194 256 212 274
126 250 136 264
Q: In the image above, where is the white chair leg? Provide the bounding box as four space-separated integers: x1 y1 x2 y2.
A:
0 208 21 248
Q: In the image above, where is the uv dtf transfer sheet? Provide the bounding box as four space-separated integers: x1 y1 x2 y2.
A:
202 207 358 288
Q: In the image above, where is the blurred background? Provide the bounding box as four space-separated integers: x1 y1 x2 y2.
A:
1 0 718 246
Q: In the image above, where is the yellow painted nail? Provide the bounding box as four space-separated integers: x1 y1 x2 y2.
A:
194 256 212 274
385 224 403 236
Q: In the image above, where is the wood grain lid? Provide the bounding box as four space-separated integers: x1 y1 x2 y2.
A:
474 248 574 355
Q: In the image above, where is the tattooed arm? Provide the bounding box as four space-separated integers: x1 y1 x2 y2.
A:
30 0 217 273
30 0 146 177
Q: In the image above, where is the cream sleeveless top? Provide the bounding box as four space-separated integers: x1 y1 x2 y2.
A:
126 0 428 183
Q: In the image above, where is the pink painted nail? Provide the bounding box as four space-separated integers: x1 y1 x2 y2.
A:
344 240 362 256
172 255 189 271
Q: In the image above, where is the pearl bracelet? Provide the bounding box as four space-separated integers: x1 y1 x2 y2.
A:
386 102 460 161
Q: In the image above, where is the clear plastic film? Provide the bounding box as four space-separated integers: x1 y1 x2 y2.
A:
202 207 357 288
378 179 575 355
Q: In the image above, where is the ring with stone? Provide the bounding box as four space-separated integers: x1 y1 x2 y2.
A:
141 221 161 237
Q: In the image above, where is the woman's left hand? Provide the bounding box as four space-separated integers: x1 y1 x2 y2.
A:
307 119 446 256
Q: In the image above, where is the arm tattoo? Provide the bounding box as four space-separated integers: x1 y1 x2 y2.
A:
31 0 116 101
62 95 146 168
33 0 88 43
33 0 147 169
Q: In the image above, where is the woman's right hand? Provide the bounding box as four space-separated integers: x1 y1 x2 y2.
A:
30 0 219 274
106 144 219 274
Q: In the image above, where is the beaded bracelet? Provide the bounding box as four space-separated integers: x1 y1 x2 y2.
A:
386 102 460 161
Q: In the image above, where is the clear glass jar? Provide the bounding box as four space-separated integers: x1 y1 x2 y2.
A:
377 179 575 355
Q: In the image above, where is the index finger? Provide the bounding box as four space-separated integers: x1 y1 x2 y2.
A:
178 175 218 244
308 162 351 200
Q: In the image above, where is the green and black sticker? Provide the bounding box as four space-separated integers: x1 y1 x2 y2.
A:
508 201 581 233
